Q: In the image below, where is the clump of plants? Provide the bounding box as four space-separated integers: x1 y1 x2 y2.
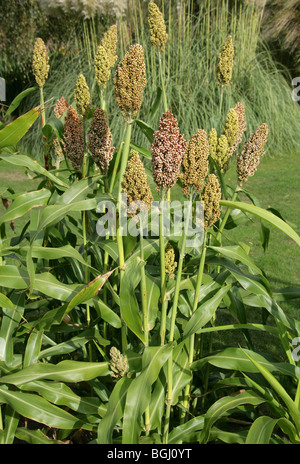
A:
0 3 300 445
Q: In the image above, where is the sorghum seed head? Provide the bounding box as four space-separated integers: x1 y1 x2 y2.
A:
62 106 84 170
32 37 49 88
114 44 146 121
88 108 114 174
201 173 222 230
148 2 168 51
181 129 210 196
165 243 177 280
237 123 268 183
74 74 91 118
215 134 229 173
151 110 187 191
110 347 129 378
94 45 111 89
54 97 69 119
122 150 153 217
101 24 118 69
217 35 234 86
208 128 218 159
223 108 239 148
227 101 247 158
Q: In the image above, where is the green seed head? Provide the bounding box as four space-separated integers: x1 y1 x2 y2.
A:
101 24 118 69
94 45 111 89
217 35 234 86
215 134 229 173
88 108 114 174
201 173 222 230
223 108 239 148
74 74 91 118
122 150 153 217
181 129 210 196
110 347 129 378
32 37 49 88
165 243 177 280
227 101 247 158
114 44 146 121
148 2 168 51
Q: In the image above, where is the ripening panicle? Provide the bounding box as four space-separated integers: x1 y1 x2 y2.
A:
237 123 268 183
54 97 69 119
110 347 129 378
217 35 234 86
74 74 91 118
215 134 229 173
94 45 111 89
151 110 187 192
62 106 84 170
201 174 222 230
32 37 50 88
114 44 146 120
227 101 247 158
122 150 153 217
181 129 210 196
88 108 114 174
223 108 239 148
208 128 218 159
101 24 118 69
165 243 177 280
148 2 168 51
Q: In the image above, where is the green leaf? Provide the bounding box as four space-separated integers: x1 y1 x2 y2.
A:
97 376 132 444
20 380 105 416
191 347 300 379
246 416 281 444
0 189 51 225
122 343 173 444
6 88 38 116
23 330 43 367
129 142 151 159
219 200 300 246
0 387 91 431
0 405 19 444
150 85 162 120
199 390 265 443
0 153 69 188
0 359 110 386
120 257 145 342
134 119 154 144
183 285 231 339
15 427 62 444
0 292 25 364
0 107 40 149
168 416 204 444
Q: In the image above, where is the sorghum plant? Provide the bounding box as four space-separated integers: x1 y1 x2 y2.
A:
0 4 299 447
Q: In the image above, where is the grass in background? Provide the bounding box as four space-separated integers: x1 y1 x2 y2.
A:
19 0 300 162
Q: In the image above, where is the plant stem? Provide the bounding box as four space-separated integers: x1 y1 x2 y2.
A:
159 190 168 345
216 187 238 244
116 121 132 353
109 127 126 194
163 194 193 444
181 231 207 422
159 51 168 112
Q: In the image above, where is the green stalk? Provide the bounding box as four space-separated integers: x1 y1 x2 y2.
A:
181 231 207 422
163 194 193 444
159 189 168 345
159 51 168 113
140 227 150 434
109 126 126 194
216 187 238 244
39 86 50 171
116 121 132 352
